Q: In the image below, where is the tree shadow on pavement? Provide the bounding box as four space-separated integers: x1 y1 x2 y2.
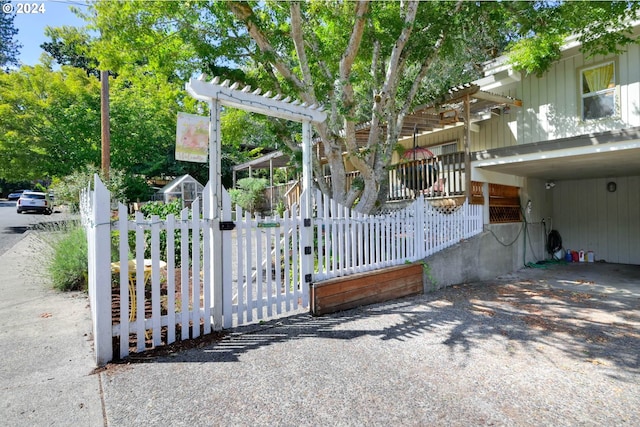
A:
116 272 639 377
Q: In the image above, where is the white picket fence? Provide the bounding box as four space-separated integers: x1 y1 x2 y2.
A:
81 175 482 364
314 190 483 280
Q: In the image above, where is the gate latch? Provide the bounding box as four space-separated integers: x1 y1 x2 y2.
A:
219 221 236 231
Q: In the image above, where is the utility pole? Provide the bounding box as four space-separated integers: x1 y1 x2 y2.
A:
100 70 110 180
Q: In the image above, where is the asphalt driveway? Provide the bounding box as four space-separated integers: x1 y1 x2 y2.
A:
4 227 638 426
99 262 640 426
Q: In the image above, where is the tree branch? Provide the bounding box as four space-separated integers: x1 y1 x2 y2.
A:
399 1 462 123
290 2 314 93
227 1 313 103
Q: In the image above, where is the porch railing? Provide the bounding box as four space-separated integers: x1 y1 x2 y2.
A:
273 151 467 210
387 151 466 200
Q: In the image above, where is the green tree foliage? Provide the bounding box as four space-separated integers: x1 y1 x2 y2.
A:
0 64 101 181
0 60 199 197
0 15 285 194
506 1 640 76
87 0 640 212
8 1 637 212
86 1 527 212
0 0 21 69
41 26 100 77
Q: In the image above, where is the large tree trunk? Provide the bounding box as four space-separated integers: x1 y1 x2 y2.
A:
229 1 456 214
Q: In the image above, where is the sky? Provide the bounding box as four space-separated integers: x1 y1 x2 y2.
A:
12 0 90 66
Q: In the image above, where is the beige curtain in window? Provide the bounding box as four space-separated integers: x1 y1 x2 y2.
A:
584 63 614 93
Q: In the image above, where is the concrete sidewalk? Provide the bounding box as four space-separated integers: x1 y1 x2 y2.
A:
0 232 105 426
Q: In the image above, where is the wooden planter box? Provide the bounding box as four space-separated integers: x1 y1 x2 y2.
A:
310 263 423 316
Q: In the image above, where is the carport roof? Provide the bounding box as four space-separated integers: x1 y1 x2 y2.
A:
472 126 640 180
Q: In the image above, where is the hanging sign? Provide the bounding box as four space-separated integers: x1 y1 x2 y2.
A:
176 112 209 163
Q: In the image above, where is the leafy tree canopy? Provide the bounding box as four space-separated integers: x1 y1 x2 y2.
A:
0 64 101 181
9 1 639 211
88 0 511 212
0 61 192 194
507 1 640 76
0 0 21 69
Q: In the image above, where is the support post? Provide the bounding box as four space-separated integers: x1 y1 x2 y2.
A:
209 99 223 329
100 71 110 180
269 157 274 212
300 121 314 305
464 95 472 203
482 182 490 225
91 175 112 365
301 121 313 206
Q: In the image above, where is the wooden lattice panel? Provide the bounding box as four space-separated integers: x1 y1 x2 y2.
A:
488 184 521 223
489 206 522 223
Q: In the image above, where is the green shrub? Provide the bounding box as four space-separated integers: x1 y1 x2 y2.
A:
123 175 154 202
135 199 191 267
229 177 268 213
46 224 88 291
51 164 128 212
33 182 47 192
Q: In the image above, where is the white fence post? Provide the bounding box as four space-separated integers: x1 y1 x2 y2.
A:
117 202 129 360
202 191 211 335
191 197 201 339
89 174 113 366
221 187 233 328
300 188 312 306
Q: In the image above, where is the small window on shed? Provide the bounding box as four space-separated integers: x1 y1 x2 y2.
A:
580 61 617 121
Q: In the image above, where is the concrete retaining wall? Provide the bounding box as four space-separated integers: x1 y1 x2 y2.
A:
422 221 546 291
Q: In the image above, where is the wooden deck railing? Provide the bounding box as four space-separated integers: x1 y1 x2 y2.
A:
387 152 466 200
265 151 468 210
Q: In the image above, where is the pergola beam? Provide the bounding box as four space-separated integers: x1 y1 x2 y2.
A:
473 90 523 107
187 76 327 124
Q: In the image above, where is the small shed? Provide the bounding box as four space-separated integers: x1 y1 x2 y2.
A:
156 174 204 208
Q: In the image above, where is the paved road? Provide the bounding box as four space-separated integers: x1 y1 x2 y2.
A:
0 200 76 256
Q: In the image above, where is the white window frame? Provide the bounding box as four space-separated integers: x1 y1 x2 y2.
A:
579 60 618 122
429 140 459 156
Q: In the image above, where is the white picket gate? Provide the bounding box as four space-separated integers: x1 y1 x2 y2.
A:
82 175 483 364
81 175 312 362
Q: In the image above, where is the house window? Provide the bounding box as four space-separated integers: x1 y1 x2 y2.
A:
580 61 617 121
429 141 458 156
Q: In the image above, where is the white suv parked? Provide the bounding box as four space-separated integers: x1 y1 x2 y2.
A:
16 191 53 215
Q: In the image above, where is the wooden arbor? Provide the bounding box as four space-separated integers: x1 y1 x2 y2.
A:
185 75 327 329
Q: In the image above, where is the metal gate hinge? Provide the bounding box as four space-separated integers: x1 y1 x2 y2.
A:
305 274 312 283
304 246 312 255
304 218 311 227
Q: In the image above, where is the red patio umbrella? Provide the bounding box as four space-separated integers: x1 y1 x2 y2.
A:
402 146 435 160
401 146 438 191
